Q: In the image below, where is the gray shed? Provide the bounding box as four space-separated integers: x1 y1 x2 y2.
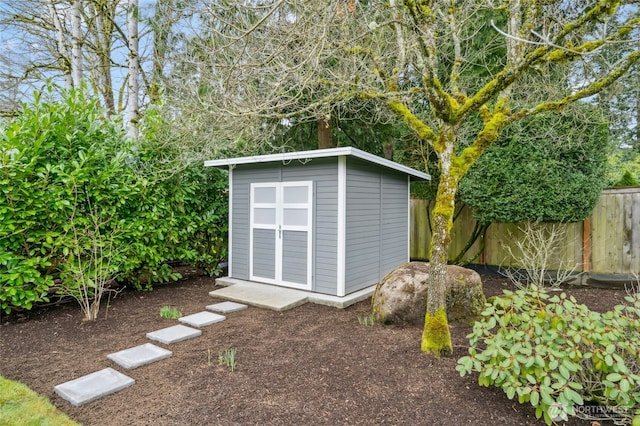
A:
205 147 430 297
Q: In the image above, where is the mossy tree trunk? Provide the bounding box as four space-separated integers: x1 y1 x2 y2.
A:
385 112 509 357
421 143 457 356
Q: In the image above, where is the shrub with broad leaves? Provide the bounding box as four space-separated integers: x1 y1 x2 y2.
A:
0 88 227 316
457 286 640 425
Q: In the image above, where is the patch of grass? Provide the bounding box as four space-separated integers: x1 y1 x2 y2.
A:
0 376 79 426
357 313 376 326
159 305 182 319
218 348 237 372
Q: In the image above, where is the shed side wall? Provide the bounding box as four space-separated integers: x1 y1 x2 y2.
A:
344 159 409 293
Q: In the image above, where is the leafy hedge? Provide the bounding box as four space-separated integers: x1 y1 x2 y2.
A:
459 106 610 223
0 88 227 314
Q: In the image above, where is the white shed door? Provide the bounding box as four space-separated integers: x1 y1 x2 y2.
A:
250 181 312 290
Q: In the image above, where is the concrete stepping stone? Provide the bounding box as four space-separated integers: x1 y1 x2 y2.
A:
178 311 225 328
54 367 134 407
206 301 248 314
107 343 172 370
146 324 202 344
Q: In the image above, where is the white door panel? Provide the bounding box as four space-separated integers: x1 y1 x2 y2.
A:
249 181 312 289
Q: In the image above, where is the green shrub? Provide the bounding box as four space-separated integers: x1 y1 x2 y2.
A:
459 106 610 223
457 286 640 425
614 170 639 187
0 88 228 315
119 106 228 287
0 88 132 313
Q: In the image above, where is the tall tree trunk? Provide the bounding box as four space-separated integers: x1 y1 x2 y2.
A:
48 1 72 88
71 0 83 88
421 130 456 357
383 142 393 159
94 1 115 113
318 117 334 148
150 0 171 105
127 0 139 140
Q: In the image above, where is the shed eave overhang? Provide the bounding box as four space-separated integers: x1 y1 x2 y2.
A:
204 147 430 181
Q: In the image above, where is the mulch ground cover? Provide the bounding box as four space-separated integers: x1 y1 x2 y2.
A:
0 272 630 425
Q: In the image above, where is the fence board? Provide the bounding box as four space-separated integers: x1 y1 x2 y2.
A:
410 187 640 274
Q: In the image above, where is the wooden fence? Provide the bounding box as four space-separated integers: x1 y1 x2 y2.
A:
410 187 640 274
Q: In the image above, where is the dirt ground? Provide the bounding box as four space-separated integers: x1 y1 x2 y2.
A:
0 271 630 426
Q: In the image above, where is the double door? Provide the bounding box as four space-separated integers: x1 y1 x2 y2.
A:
249 181 312 289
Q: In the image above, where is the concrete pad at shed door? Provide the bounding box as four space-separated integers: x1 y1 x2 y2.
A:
54 368 134 407
209 280 309 311
107 343 172 370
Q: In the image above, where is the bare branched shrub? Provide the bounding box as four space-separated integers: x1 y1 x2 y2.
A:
626 273 640 297
59 197 123 321
500 222 578 289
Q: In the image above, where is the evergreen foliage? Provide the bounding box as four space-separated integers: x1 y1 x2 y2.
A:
458 287 640 425
459 106 610 223
0 88 227 314
614 170 639 187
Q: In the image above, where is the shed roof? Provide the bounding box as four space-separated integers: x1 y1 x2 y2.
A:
204 147 431 181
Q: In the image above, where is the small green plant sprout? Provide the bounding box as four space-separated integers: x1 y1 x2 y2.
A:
207 349 213 366
159 305 182 319
218 348 237 372
357 313 376 326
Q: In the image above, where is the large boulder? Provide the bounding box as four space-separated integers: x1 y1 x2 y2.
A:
371 262 485 325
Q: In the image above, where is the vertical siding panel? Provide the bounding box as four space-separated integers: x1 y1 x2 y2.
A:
282 159 338 294
608 194 621 273
484 222 498 266
622 192 634 273
380 172 409 275
410 199 430 260
569 222 584 272
281 230 308 284
252 229 276 279
449 204 480 262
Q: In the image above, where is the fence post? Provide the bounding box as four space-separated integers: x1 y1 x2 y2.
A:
582 216 591 272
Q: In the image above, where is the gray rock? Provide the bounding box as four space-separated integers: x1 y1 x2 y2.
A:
371 262 485 325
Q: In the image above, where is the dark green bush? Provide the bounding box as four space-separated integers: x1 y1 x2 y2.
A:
1 89 132 312
459 107 610 223
0 88 227 314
